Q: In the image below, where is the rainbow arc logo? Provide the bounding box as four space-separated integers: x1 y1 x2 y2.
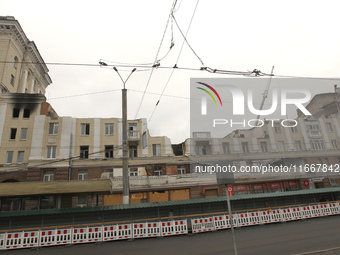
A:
196 82 222 106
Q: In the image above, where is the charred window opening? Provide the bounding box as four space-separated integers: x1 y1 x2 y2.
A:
10 128 17 140
12 108 20 118
23 109 30 118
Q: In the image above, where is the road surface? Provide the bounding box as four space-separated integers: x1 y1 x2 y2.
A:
6 215 340 255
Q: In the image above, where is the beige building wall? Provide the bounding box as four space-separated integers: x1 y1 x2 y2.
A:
0 95 174 167
0 16 52 96
0 93 45 165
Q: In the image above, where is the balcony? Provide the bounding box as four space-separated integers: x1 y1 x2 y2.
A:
192 132 211 141
128 130 140 142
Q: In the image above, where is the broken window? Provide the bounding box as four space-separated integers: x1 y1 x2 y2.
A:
23 108 30 118
105 145 114 158
10 128 17 140
80 146 89 159
12 108 20 118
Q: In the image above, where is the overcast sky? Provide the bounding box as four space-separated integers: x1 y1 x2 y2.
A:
2 0 340 143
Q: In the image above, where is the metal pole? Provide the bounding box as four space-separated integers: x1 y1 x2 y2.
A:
114 67 136 205
68 133 73 180
99 63 135 205
122 87 129 204
226 186 238 255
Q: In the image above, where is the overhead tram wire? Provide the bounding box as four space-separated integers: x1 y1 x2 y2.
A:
148 0 201 124
48 89 121 100
0 60 338 80
134 0 178 120
171 7 204 66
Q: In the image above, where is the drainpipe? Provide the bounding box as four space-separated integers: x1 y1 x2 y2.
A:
68 134 73 180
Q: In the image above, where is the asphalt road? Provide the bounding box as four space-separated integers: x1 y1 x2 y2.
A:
5 215 340 255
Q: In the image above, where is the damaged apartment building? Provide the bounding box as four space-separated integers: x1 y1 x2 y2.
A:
0 16 339 212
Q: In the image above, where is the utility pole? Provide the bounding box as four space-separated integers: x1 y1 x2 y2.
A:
113 67 136 205
100 61 136 205
225 186 237 255
68 133 73 180
217 165 237 255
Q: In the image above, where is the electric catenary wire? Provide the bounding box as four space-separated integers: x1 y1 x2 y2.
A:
148 0 201 124
133 0 178 120
2 60 340 81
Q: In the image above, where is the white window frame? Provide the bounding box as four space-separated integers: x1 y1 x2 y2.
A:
17 151 24 164
177 166 185 175
78 170 88 180
154 167 163 176
49 123 59 135
129 145 137 158
129 123 137 131
47 146 57 159
129 168 138 176
6 151 14 164
81 123 90 136
105 123 114 135
43 171 54 182
153 144 161 156
20 128 28 140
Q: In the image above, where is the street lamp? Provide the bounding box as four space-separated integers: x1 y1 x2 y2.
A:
100 61 136 205
113 67 136 205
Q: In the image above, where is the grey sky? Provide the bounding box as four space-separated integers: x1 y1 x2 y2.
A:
2 0 340 143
